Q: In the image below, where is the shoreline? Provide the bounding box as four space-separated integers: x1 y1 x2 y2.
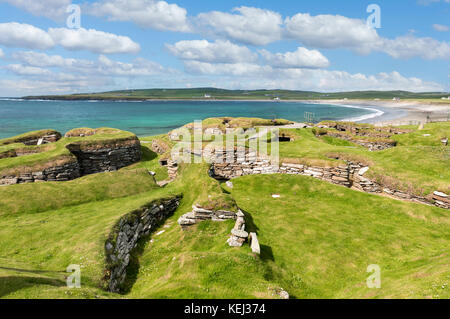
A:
4 97 450 128
302 99 450 125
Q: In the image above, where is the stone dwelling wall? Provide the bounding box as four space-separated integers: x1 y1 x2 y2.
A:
0 161 81 185
104 197 181 293
0 139 142 185
325 133 396 151
208 149 449 210
69 141 142 175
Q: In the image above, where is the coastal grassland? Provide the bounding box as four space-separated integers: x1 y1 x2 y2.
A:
0 129 60 146
0 168 158 216
0 128 137 176
23 88 450 101
230 174 450 299
0 187 178 299
279 122 450 195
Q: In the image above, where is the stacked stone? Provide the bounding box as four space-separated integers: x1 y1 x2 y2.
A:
167 160 178 180
20 133 62 146
433 191 450 209
0 161 80 185
178 205 237 227
105 197 180 292
70 143 141 175
151 139 169 155
227 210 249 247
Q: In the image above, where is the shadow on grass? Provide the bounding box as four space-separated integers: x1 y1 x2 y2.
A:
0 276 65 298
120 215 175 294
140 146 158 162
0 266 65 275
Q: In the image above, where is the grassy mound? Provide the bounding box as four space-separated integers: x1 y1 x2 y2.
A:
0 128 138 177
279 122 450 195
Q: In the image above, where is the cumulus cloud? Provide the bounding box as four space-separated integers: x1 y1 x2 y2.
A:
381 35 450 59
48 28 140 54
196 6 283 46
181 59 443 92
11 51 93 68
96 55 165 75
259 47 330 69
87 0 190 32
0 0 71 21
3 64 53 76
183 61 269 76
0 22 54 50
10 50 166 77
166 39 257 63
0 22 140 54
284 13 380 54
433 24 449 32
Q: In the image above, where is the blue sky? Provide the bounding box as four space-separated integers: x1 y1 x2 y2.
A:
0 0 448 96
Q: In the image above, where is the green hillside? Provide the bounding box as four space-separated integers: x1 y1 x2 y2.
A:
0 119 449 299
23 88 450 101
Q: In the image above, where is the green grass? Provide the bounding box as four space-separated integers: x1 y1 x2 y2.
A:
0 128 138 176
0 119 449 299
229 174 450 299
279 122 450 195
0 129 60 146
0 168 158 216
0 188 177 299
23 88 450 102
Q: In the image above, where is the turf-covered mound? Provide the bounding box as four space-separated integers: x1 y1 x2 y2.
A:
0 128 141 185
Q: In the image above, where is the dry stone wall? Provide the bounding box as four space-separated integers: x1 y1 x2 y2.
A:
0 161 80 185
209 150 449 210
0 140 141 185
104 197 181 293
68 141 141 175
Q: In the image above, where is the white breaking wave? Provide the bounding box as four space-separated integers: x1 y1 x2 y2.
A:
321 103 385 122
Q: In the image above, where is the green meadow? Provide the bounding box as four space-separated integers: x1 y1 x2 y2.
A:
0 120 448 299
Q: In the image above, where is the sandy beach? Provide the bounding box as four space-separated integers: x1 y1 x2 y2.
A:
301 99 450 126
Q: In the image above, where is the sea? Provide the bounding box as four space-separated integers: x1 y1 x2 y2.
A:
0 99 390 139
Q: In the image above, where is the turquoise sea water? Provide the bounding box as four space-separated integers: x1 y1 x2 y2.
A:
0 99 379 139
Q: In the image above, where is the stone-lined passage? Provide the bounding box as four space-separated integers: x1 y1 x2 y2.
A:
104 196 181 293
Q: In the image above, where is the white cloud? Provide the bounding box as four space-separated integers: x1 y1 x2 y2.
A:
259 47 330 69
48 28 141 54
433 24 449 32
381 35 450 59
3 64 53 76
0 22 54 50
196 6 283 46
180 60 443 92
11 51 93 68
284 13 380 54
0 48 4 58
10 50 166 77
96 55 165 75
0 0 71 21
88 0 190 32
166 39 257 63
183 61 269 76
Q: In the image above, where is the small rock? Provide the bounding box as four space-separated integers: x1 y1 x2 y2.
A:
358 167 370 176
231 229 249 239
434 191 448 198
226 181 234 188
272 194 281 198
